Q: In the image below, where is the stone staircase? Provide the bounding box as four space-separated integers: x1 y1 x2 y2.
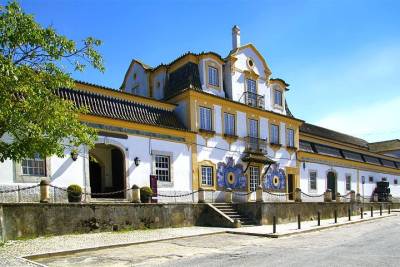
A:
212 203 256 226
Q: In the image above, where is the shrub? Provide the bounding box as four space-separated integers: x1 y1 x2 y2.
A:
67 184 82 203
67 184 82 194
140 186 153 203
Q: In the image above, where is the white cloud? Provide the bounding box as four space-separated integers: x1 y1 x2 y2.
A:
315 97 400 142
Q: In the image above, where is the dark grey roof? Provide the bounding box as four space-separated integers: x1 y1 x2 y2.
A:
300 123 368 148
164 62 202 98
57 88 187 131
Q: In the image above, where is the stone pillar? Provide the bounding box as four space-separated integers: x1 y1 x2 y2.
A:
198 188 206 203
40 179 50 203
350 190 356 203
356 193 361 203
373 193 378 202
294 188 302 202
225 188 232 203
131 184 141 203
256 185 263 203
336 193 341 203
324 189 332 202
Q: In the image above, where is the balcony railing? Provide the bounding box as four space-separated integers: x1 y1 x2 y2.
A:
242 91 265 109
245 136 268 153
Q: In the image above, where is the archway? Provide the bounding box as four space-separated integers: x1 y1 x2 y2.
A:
89 144 125 199
327 171 337 200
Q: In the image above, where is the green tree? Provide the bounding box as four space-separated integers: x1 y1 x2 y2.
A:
0 1 104 162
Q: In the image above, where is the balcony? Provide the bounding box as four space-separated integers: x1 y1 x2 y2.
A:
242 91 265 109
245 136 268 153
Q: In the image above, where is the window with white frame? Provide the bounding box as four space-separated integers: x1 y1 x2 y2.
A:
274 89 282 106
287 128 295 147
249 166 260 192
224 113 235 136
201 166 213 186
270 124 280 144
369 176 374 183
346 175 352 191
21 158 46 176
208 66 219 87
248 119 258 138
199 106 212 131
154 155 170 182
309 171 317 191
246 79 257 94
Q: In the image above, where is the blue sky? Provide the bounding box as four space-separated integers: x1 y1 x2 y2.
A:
11 0 400 142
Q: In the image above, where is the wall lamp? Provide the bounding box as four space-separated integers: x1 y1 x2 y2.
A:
134 157 141 166
70 149 79 161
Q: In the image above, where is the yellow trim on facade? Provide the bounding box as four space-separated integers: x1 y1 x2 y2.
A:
79 114 194 142
205 60 222 90
230 43 272 78
198 160 217 190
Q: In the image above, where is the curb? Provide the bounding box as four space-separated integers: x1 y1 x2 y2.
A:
227 214 396 238
23 231 226 261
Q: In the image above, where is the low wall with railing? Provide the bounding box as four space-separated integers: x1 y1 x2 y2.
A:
234 202 400 225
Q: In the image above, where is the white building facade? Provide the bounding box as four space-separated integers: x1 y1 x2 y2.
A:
0 26 399 203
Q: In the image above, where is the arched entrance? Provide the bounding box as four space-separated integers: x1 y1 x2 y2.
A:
89 144 125 199
327 171 337 200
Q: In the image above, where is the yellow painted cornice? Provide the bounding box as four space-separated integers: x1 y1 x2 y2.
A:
229 43 272 78
79 114 195 142
188 89 303 125
74 81 176 111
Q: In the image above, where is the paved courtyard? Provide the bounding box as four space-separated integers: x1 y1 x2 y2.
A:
33 214 400 267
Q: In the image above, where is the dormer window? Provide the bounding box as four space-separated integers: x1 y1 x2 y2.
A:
274 89 282 106
208 66 219 87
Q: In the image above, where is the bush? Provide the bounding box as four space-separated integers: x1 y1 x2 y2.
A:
67 184 82 194
67 184 82 203
140 186 153 203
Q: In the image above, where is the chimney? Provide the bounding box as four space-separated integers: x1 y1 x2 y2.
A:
232 25 240 50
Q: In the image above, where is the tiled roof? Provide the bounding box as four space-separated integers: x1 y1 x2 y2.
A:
300 123 368 148
57 88 187 131
164 62 202 98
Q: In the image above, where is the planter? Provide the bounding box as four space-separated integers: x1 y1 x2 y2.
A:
68 193 82 203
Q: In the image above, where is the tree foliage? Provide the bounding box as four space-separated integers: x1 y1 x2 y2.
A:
0 1 104 161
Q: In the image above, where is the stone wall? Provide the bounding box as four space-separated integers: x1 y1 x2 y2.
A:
0 203 213 241
234 202 400 225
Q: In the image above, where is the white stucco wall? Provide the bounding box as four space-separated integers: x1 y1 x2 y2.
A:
300 161 400 198
198 58 225 98
124 63 149 97
152 71 166 100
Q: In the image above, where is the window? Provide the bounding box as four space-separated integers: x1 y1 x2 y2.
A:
208 66 219 87
249 166 260 192
274 89 282 106
224 113 235 136
342 151 363 162
300 141 314 153
270 124 280 144
309 171 317 191
346 175 352 191
382 177 387 182
21 158 46 176
201 166 213 186
246 79 257 94
248 119 258 138
314 144 342 158
369 176 374 183
395 179 398 185
154 155 170 182
287 128 295 147
199 107 212 131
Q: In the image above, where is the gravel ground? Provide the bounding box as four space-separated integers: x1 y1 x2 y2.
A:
0 226 225 266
